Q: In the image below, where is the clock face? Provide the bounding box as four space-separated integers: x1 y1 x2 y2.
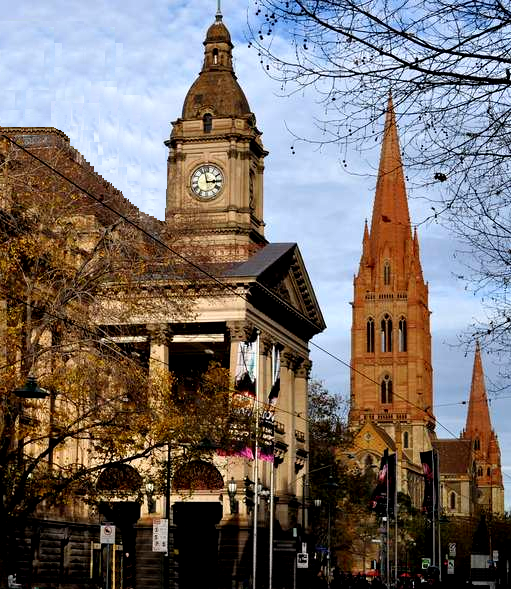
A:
190 164 224 200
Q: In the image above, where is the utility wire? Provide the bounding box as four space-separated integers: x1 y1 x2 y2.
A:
0 134 503 463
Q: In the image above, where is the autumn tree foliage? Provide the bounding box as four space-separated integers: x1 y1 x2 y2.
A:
0 132 230 583
251 1 511 356
307 380 376 569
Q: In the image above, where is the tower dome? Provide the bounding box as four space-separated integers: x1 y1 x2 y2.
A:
181 14 251 119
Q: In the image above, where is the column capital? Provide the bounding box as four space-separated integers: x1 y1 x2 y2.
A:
281 349 300 371
146 323 173 345
226 321 256 343
260 334 278 355
295 358 312 379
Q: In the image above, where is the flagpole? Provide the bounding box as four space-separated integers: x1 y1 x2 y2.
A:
269 462 275 589
436 450 442 581
252 333 260 589
386 460 390 587
432 449 436 568
394 454 398 584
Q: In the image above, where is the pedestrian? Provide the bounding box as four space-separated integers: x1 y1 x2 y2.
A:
8 573 22 589
314 569 329 589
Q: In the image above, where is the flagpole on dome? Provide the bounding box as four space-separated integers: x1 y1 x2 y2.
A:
216 0 222 19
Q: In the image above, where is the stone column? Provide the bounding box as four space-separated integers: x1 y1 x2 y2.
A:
147 323 172 373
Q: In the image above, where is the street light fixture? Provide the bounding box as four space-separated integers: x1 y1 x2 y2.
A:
227 477 238 514
145 482 155 514
14 375 49 399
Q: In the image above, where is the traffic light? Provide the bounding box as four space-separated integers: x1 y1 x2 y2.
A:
244 476 254 512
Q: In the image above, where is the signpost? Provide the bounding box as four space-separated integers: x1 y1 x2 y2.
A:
297 553 309 569
100 524 116 589
100 524 116 545
422 558 431 570
448 560 455 575
152 519 169 553
449 543 456 557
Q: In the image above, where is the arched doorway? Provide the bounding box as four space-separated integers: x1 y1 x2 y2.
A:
97 464 143 589
173 461 224 589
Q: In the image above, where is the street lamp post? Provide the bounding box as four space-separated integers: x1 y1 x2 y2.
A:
228 478 238 514
164 443 171 589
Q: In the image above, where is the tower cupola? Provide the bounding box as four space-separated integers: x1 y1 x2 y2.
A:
181 12 251 120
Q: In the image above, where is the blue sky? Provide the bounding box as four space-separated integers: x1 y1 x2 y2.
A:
2 0 510 509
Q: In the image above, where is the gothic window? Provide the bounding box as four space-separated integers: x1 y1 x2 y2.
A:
203 113 213 133
367 317 375 353
381 374 393 404
474 438 480 451
381 313 393 352
450 492 456 510
398 317 407 352
477 466 483 477
403 431 409 448
213 48 219 64
487 467 491 477
383 261 391 285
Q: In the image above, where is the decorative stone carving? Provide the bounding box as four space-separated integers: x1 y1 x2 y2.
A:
146 323 173 345
226 320 257 343
281 349 303 372
295 359 312 379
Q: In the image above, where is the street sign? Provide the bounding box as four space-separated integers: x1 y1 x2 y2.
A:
100 524 116 545
449 543 456 557
152 518 168 552
493 550 499 563
297 553 309 569
422 558 431 570
448 560 455 575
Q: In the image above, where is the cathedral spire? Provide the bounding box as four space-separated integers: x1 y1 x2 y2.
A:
462 342 504 512
463 342 494 443
369 94 412 263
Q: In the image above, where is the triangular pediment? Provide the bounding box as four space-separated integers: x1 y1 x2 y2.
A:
349 421 396 465
223 242 325 336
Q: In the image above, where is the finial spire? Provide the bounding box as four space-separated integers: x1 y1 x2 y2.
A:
216 0 222 20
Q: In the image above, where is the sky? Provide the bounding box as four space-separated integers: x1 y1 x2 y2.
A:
2 0 510 509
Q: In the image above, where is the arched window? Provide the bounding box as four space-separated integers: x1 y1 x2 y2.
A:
487 467 491 477
203 113 213 133
477 466 483 477
365 455 374 467
381 374 393 404
450 492 456 510
213 48 219 64
398 317 407 352
383 261 391 285
474 438 480 451
403 431 409 449
367 317 375 353
381 313 393 352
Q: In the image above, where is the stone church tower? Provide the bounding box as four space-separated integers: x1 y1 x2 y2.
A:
164 7 267 262
349 97 434 502
462 343 504 514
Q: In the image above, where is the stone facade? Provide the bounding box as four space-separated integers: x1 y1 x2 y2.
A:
348 97 504 521
0 10 325 589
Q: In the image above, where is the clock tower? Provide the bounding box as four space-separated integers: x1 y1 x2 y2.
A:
165 8 268 262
